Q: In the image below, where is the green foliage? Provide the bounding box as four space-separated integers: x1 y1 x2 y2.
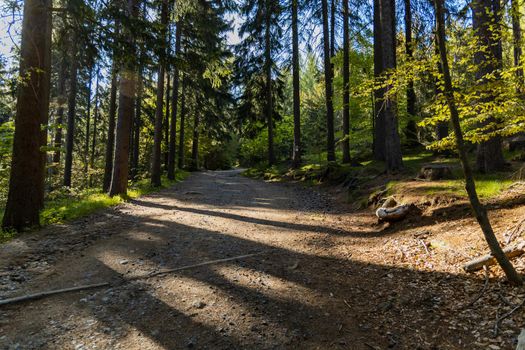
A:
0 121 14 207
40 171 189 225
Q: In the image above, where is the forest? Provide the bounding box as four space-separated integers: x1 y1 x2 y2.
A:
2 0 525 348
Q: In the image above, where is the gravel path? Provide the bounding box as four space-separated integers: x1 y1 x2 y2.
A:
0 170 494 349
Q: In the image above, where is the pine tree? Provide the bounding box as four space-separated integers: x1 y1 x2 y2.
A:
2 0 53 230
109 0 141 196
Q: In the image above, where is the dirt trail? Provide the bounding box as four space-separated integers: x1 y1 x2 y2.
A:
0 170 522 349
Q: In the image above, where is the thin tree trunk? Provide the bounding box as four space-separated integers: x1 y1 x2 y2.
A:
131 62 144 179
512 0 524 86
2 0 52 230
91 68 100 170
168 23 181 179
108 0 139 197
342 0 351 164
84 67 93 177
178 77 186 169
103 47 119 192
434 35 449 141
151 0 169 187
265 0 275 166
165 71 171 171
322 0 336 162
53 43 68 166
64 38 79 187
433 0 522 286
373 0 386 160
291 0 301 168
330 0 336 75
191 96 200 171
381 0 403 171
404 0 418 146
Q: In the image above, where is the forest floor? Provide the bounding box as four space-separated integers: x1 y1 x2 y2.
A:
0 169 525 349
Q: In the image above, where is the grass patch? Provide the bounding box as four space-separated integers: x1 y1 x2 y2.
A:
0 171 189 242
438 176 514 199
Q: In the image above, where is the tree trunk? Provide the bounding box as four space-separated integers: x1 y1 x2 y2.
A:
91 68 100 170
265 0 275 166
164 71 171 171
380 0 403 172
53 43 68 166
168 23 181 179
191 100 200 171
84 67 93 177
2 0 52 230
512 0 524 86
108 0 139 197
434 35 449 141
342 0 351 164
472 0 506 173
291 0 301 168
404 0 418 146
103 48 119 192
151 0 169 187
64 37 78 188
178 77 186 169
330 0 336 78
373 0 386 161
434 0 522 285
322 0 336 162
131 65 143 180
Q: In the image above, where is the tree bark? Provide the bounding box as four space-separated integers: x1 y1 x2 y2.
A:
131 63 143 180
2 0 52 230
265 0 275 166
151 0 169 187
404 0 418 146
472 0 506 173
434 0 522 285
373 0 386 161
191 99 200 171
380 0 403 172
512 0 524 86
322 0 336 162
342 0 351 164
84 67 93 177
434 35 449 141
109 0 139 197
291 0 301 168
91 68 100 170
53 41 68 166
64 37 78 188
164 71 171 171
168 23 181 179
103 45 119 192
178 77 187 169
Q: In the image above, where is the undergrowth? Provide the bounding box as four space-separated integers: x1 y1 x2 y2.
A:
244 150 518 203
0 171 189 242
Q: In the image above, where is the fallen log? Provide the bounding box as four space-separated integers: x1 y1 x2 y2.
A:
463 241 525 273
376 204 411 222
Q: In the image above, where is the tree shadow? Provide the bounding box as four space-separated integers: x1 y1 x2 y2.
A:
1 171 523 349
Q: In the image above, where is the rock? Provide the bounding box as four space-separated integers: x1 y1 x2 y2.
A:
192 301 206 309
507 134 525 152
418 164 453 180
119 259 129 265
382 197 397 209
517 329 525 350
